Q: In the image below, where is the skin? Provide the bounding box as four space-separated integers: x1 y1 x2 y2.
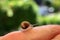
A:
1 21 60 40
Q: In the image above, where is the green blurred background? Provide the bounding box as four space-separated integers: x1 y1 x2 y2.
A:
0 0 60 36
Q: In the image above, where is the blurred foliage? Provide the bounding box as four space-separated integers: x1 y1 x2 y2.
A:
37 13 60 25
52 0 60 7
52 0 60 12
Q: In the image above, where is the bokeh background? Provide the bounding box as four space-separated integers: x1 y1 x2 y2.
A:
0 0 60 36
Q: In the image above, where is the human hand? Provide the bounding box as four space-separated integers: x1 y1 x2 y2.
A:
1 21 60 40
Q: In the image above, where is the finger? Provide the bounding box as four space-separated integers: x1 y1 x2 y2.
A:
51 34 60 40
